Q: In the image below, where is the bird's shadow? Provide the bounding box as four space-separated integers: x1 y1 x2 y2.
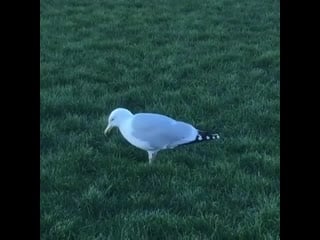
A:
124 147 148 163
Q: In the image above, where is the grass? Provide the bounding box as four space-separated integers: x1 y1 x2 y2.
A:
40 0 279 239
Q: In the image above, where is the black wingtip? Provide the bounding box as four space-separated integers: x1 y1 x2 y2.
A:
197 130 220 141
179 130 220 147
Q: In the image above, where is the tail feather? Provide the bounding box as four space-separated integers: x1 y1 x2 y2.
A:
180 130 220 146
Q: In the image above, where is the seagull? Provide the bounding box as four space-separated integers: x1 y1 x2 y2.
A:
104 108 220 164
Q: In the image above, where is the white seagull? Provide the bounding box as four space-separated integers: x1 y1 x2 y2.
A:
104 108 220 164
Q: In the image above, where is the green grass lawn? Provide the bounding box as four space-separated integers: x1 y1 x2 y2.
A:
40 0 279 239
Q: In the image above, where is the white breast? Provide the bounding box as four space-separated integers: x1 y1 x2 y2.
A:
118 119 154 151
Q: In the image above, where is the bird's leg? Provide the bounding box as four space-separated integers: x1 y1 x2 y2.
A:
148 151 158 164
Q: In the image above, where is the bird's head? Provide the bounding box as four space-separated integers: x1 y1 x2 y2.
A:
104 108 133 135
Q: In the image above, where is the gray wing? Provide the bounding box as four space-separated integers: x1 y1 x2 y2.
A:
130 113 197 149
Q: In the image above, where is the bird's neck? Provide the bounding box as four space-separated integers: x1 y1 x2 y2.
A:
118 118 132 137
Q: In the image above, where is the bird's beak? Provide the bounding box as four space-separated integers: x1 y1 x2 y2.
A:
104 125 113 135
